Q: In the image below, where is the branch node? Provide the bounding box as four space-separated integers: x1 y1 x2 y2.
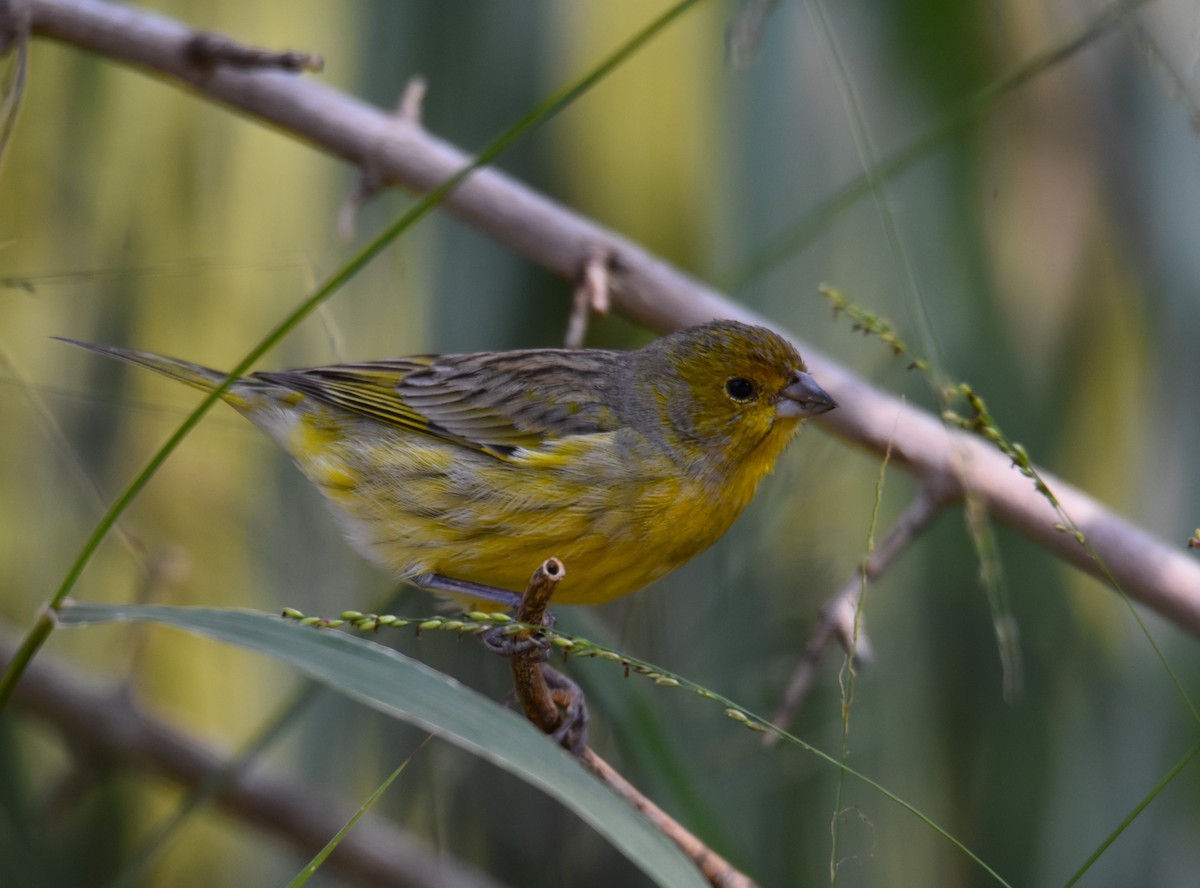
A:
338 76 427 241
398 75 427 125
182 31 323 75
564 246 616 348
825 595 872 664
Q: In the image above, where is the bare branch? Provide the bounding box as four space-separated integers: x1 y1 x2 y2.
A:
25 0 1200 636
0 625 505 888
509 558 575 743
767 489 952 739
579 748 757 888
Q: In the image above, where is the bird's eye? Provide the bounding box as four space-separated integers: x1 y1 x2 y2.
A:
725 377 756 402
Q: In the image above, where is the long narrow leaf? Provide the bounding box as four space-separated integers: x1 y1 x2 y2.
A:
56 602 707 888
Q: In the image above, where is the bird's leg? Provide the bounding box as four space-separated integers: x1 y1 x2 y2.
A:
477 604 559 658
411 572 555 655
481 627 551 658
410 572 522 608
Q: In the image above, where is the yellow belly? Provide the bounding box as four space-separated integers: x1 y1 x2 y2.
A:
279 409 749 606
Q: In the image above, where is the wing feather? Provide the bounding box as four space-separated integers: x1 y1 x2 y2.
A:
254 349 626 459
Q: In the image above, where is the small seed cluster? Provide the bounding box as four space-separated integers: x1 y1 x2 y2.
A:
820 283 928 371
820 283 1096 550
280 607 776 735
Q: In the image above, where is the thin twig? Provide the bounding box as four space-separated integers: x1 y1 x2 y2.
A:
339 76 427 240
510 558 568 736
0 624 504 888
579 749 756 888
398 75 427 124
564 246 614 348
767 487 952 739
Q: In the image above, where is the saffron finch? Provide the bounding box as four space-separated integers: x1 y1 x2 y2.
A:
62 320 835 606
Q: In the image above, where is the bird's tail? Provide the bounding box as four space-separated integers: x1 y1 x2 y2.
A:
55 338 256 411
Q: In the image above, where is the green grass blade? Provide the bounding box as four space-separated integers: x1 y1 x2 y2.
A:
288 738 429 888
56 602 708 888
1060 740 1200 888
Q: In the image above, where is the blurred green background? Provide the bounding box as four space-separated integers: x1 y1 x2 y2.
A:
2 0 1199 885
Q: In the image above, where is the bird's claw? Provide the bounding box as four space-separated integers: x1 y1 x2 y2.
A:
542 665 589 756
477 608 556 658
480 625 551 659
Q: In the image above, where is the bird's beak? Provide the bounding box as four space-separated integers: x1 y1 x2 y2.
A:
777 370 837 418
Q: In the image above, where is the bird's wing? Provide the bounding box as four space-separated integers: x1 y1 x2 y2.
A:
255 350 624 459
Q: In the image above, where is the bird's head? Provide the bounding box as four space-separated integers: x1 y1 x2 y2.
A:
631 320 836 470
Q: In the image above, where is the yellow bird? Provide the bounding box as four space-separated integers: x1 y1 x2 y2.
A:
62 321 835 607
